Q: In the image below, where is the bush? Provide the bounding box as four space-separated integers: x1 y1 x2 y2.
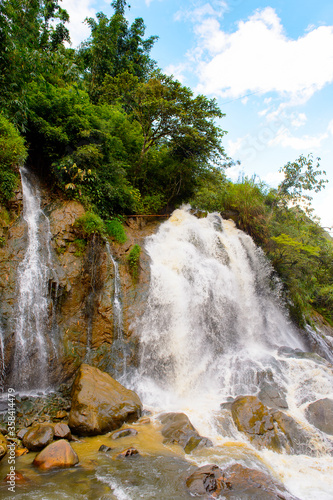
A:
74 212 105 236
127 244 141 279
105 219 127 243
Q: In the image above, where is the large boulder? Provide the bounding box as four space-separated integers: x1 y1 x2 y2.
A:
305 398 333 435
231 396 311 454
22 424 54 451
33 439 79 470
68 364 142 436
159 412 212 453
186 463 300 499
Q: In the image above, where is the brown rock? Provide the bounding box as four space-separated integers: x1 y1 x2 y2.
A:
22 424 54 451
4 471 28 485
33 439 79 470
68 364 142 436
16 428 28 440
116 447 140 459
15 447 29 457
159 412 212 453
54 423 72 440
186 464 228 497
231 396 312 455
56 410 68 420
111 428 138 440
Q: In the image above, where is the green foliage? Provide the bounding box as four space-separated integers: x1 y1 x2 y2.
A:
74 212 105 237
73 238 87 257
0 113 27 203
127 244 141 279
105 219 127 243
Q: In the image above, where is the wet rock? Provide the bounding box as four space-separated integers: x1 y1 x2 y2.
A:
54 423 72 440
55 410 68 420
111 428 138 440
33 439 79 470
186 463 299 499
16 428 28 440
257 369 288 409
116 447 140 458
98 445 113 453
186 464 228 496
3 471 29 485
68 364 142 436
22 424 54 451
223 463 300 499
278 347 332 368
15 447 29 457
159 412 212 454
305 398 333 435
0 432 7 460
231 396 311 454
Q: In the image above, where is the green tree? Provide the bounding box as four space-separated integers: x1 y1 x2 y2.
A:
78 0 157 101
102 71 226 176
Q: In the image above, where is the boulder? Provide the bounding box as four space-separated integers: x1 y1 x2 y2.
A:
33 439 79 470
54 423 72 440
68 364 142 436
231 396 311 454
22 424 54 451
159 412 212 453
186 463 300 499
116 447 140 459
16 428 28 440
305 398 333 435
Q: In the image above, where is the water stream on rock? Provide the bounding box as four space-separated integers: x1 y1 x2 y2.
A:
106 242 127 378
12 168 58 391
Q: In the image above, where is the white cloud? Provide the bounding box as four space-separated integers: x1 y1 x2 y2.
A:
61 0 97 47
189 7 333 101
290 112 307 128
269 127 328 150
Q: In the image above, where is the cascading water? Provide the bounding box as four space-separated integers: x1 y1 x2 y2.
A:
132 208 333 500
12 168 58 391
0 320 5 390
106 242 127 379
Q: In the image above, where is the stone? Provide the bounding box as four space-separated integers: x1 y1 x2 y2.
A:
116 447 140 459
231 396 312 454
305 398 333 435
0 432 7 460
111 428 138 440
3 471 28 485
56 410 68 420
33 439 79 470
16 428 28 440
159 412 212 454
185 464 228 496
68 364 142 436
98 445 113 453
22 424 54 451
186 463 300 500
54 423 72 440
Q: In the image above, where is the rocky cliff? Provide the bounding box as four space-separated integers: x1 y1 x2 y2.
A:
0 177 161 389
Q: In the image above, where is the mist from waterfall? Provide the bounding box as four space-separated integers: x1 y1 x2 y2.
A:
12 168 58 391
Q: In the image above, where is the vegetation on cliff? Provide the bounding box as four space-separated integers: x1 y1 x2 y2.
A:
0 0 332 326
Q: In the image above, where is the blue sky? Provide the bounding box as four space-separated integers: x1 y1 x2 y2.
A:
61 0 333 230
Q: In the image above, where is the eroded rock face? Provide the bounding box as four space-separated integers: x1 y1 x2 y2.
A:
33 439 79 470
305 398 333 435
231 396 311 455
68 364 142 436
159 412 212 453
22 424 54 451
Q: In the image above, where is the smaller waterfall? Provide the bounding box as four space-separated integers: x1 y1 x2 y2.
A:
13 168 58 391
106 242 127 379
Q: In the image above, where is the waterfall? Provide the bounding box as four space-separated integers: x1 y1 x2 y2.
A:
0 320 5 391
12 168 58 391
132 208 333 499
106 242 127 379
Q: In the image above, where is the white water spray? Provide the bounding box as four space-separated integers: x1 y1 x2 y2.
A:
13 168 58 391
133 208 333 500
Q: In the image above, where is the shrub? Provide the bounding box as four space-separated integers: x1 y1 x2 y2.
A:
105 219 127 243
74 212 105 236
127 244 141 279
